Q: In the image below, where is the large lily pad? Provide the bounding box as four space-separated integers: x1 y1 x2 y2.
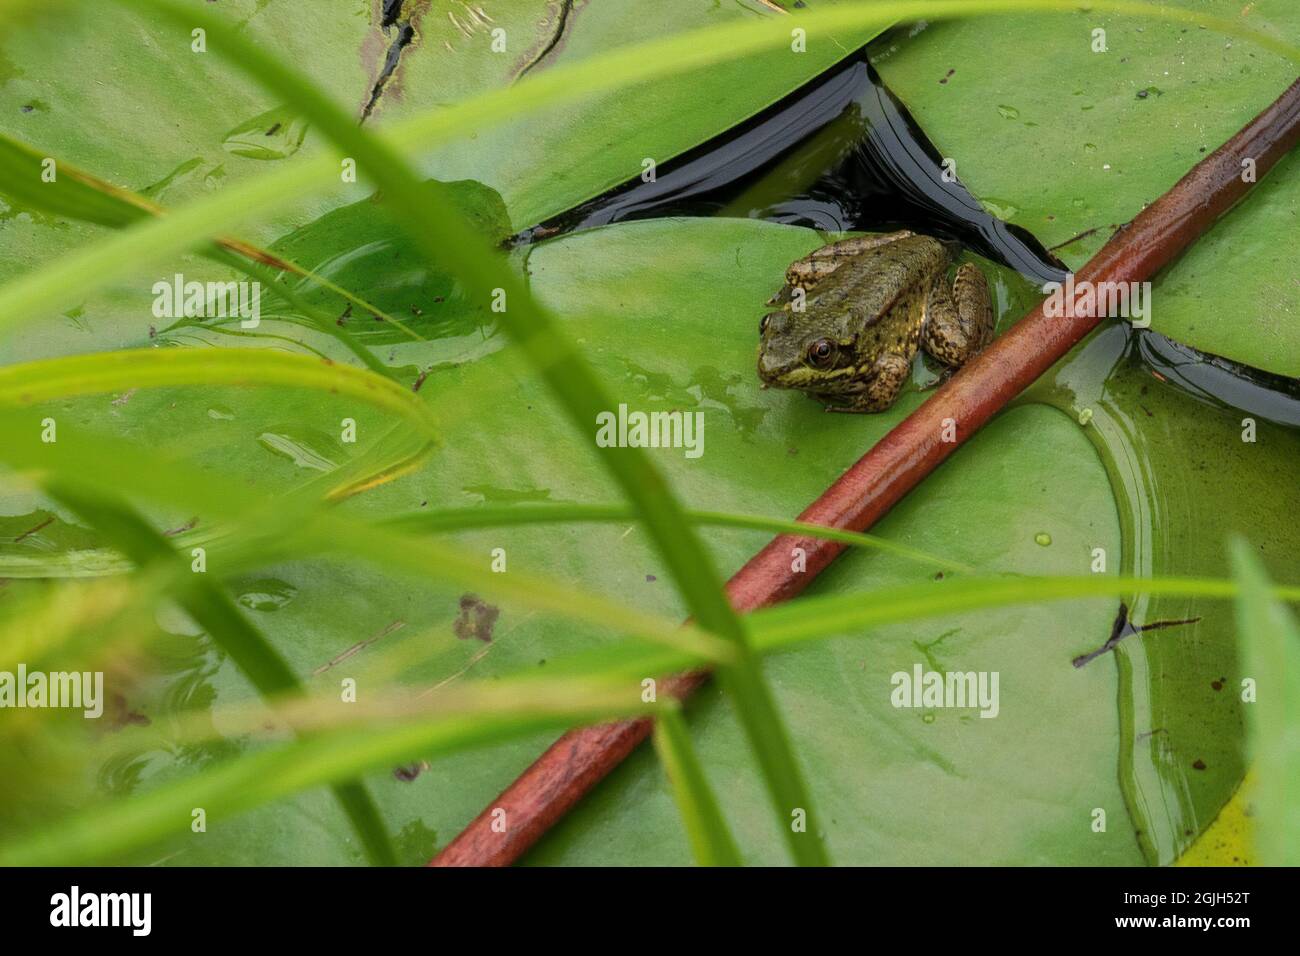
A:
2 1 1296 868
2 216 1145 865
0 0 885 361
870 3 1300 376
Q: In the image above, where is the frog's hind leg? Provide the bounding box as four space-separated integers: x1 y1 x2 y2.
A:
920 262 994 367
768 230 915 304
820 352 911 413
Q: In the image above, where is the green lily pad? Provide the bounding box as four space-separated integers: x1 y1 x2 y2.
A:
488 219 1134 864
373 0 889 230
870 3 1300 376
0 0 885 360
2 1 1296 867
1 216 1145 865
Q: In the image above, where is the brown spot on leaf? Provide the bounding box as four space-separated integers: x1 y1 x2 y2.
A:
453 594 499 642
1192 759 1207 770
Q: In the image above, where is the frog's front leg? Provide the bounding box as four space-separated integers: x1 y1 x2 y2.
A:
768 230 915 305
819 352 911 413
920 263 994 367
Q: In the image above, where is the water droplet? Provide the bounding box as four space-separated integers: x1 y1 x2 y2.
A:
921 712 936 724
236 578 298 612
1035 532 1053 547
462 484 553 505
1084 143 1098 153
258 429 340 472
207 405 234 421
996 104 1020 120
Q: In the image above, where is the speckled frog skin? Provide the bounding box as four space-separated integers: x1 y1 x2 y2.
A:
756 231 994 412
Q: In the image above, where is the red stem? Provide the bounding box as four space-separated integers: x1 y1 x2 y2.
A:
430 76 1300 867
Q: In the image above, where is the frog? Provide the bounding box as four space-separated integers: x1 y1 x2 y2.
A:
756 230 994 412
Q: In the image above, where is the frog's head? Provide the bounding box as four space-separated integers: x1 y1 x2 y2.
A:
757 308 855 394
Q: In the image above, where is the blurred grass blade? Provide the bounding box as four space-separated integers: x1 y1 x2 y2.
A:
10 558 1300 867
128 0 825 865
1229 538 1300 866
0 414 720 660
387 504 969 573
0 347 439 436
43 480 396 867
0 130 155 226
528 573 1300 690
0 345 434 506
200 246 396 378
0 678 658 867
0 131 424 349
652 708 744 867
751 574 1300 649
0 574 147 671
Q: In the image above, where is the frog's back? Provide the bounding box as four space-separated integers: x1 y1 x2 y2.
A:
841 235 948 327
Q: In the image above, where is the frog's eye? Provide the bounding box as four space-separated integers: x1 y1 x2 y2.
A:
807 338 836 368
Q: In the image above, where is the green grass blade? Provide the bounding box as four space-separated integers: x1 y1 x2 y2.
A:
0 346 437 499
0 413 722 661
9 561 1299 867
202 245 397 379
126 0 825 865
385 504 969 574
652 708 744 867
0 678 658 867
0 347 438 435
0 574 149 672
0 131 423 362
524 573 1300 689
0 129 154 227
42 479 397 867
2 497 963 579
751 574 1300 649
1229 538 1300 866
